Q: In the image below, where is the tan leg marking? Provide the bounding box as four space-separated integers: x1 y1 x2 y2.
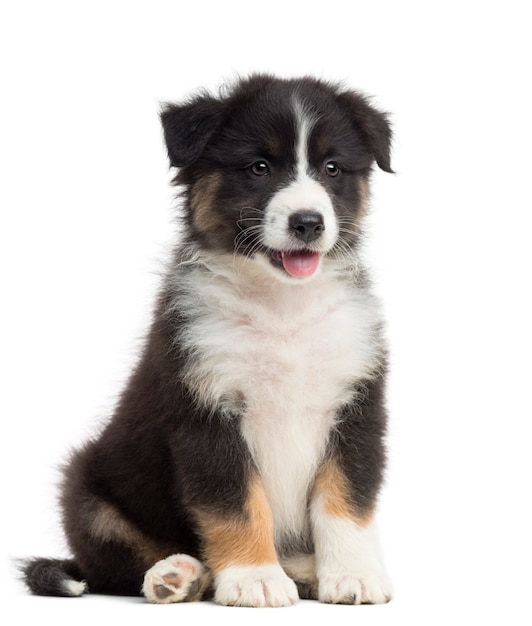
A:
311 459 391 604
312 458 374 527
90 501 172 566
194 477 278 573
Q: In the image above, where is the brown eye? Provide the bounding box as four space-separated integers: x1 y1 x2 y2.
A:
325 161 340 177
250 160 270 176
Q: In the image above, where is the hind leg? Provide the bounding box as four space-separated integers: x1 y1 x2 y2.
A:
63 483 196 597
281 554 318 600
143 554 211 603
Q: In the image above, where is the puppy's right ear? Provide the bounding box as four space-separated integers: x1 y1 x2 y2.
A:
160 94 225 167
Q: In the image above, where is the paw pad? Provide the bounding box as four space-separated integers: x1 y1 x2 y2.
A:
143 554 209 604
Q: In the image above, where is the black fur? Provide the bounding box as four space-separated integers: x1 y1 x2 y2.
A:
21 558 84 597
22 74 393 600
331 375 389 511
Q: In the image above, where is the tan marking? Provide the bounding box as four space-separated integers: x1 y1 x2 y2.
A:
90 501 171 566
312 458 374 527
357 176 371 221
194 477 278 573
190 172 222 234
338 176 371 241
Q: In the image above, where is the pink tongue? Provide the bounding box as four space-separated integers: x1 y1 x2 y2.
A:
281 250 321 277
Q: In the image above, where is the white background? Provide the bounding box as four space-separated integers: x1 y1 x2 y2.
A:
1 1 531 624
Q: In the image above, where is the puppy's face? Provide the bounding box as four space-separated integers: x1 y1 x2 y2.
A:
161 76 392 282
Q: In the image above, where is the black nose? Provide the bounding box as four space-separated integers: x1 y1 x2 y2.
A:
289 211 325 244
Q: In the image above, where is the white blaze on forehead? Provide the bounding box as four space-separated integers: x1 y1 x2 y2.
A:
293 99 316 178
261 100 338 254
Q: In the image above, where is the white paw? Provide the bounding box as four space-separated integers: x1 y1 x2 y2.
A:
214 563 299 607
142 554 209 604
319 569 392 605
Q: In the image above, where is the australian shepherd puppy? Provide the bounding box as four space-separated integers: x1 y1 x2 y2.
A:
23 75 394 607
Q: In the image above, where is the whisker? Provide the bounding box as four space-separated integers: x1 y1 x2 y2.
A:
329 234 359 269
234 225 263 252
232 205 267 274
232 235 265 274
237 206 264 227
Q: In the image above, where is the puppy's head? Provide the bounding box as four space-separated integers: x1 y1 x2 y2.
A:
161 75 392 282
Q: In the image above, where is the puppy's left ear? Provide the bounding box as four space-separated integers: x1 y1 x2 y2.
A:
338 90 394 173
160 94 225 167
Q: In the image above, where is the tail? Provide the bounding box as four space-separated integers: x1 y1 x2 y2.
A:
21 557 87 597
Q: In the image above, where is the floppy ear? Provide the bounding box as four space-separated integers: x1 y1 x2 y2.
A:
160 94 225 167
337 90 394 173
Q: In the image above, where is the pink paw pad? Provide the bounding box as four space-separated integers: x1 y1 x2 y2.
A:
143 554 209 604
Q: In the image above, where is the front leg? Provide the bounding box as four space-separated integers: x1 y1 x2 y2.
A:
194 476 298 607
175 411 297 607
310 378 392 604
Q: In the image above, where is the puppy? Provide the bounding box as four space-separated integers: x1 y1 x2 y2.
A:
23 74 393 607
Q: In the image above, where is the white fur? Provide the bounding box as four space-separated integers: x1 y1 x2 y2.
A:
311 495 392 604
173 250 384 550
214 563 298 607
261 103 338 258
62 579 87 597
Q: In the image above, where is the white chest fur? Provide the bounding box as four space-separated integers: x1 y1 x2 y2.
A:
174 255 383 550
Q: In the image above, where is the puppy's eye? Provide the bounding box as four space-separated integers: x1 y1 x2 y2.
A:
250 161 270 176
325 161 340 177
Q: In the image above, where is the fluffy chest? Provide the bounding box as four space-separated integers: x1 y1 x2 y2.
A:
177 265 383 547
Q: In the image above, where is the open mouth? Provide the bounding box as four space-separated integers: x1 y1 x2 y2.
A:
269 249 321 278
